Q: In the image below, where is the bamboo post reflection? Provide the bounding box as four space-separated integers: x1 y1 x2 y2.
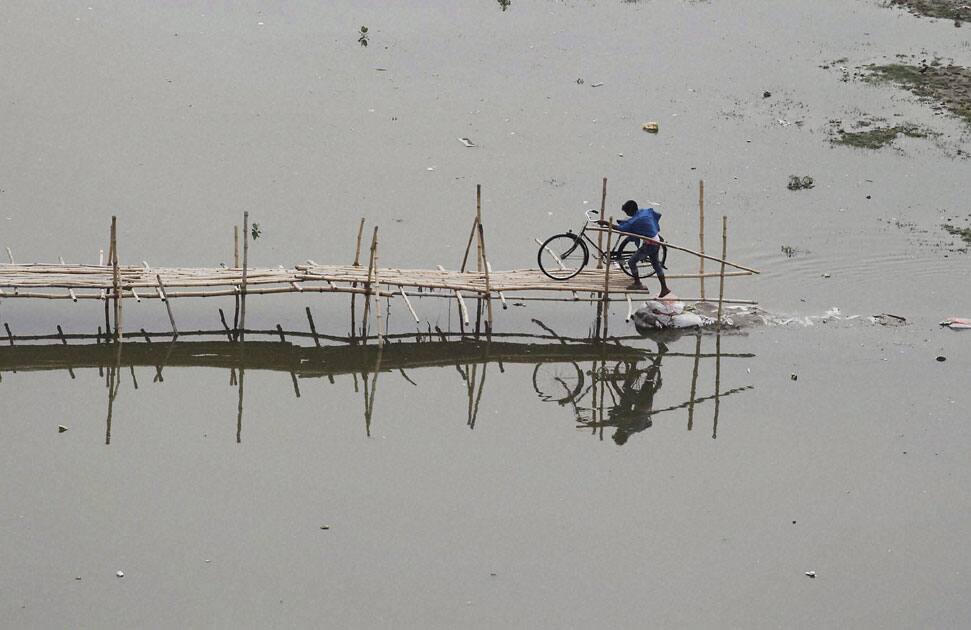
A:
104 337 123 445
687 332 702 431
363 345 383 437
713 332 721 440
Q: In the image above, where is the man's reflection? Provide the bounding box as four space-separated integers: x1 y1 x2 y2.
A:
608 342 666 446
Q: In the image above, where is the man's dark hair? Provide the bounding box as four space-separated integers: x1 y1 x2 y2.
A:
622 200 638 215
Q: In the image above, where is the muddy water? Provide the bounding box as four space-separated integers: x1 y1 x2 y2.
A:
2 1 971 628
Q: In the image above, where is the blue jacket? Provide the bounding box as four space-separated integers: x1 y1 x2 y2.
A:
616 208 661 238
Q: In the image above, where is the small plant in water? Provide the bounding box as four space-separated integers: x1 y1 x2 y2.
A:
251 223 262 240
780 245 801 258
497 0 511 10
358 26 369 47
787 175 815 191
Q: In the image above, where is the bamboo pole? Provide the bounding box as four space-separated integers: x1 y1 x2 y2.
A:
234 225 239 268
156 274 178 337
476 186 494 330
699 180 706 299
361 226 378 339
110 217 121 343
716 216 727 329
239 211 249 342
374 232 384 348
353 218 366 267
399 287 419 323
588 226 758 274
600 218 614 340
460 218 479 272
596 177 607 269
455 291 470 325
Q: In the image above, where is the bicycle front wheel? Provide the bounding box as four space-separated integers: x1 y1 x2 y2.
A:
537 233 589 280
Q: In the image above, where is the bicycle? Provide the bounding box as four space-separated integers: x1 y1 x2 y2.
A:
537 209 667 281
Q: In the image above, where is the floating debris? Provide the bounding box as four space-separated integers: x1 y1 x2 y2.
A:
57 425 68 433
872 313 907 327
936 355 947 362
591 82 604 88
642 122 659 133
805 571 816 578
940 317 971 329
787 175 815 190
116 570 125 578
458 137 476 147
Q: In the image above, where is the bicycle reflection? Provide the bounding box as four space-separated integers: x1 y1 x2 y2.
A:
532 337 752 443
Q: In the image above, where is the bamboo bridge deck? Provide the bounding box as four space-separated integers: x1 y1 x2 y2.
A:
0 263 754 302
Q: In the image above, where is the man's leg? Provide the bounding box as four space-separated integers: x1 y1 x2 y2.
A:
627 244 651 288
646 246 670 297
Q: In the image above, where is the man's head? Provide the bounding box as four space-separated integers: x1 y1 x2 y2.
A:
621 200 638 216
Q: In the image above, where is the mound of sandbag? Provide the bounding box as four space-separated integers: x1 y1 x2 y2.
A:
632 300 715 330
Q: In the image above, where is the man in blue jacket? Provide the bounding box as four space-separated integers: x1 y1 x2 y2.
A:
598 200 670 297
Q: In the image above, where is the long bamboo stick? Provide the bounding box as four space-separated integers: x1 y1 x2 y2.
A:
234 225 239 268
589 226 758 274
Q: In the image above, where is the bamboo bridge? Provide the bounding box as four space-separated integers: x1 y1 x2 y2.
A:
0 181 758 343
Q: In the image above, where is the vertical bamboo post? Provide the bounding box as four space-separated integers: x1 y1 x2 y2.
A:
374 231 384 348
716 216 727 329
110 216 122 343
239 212 249 342
476 185 494 332
361 226 378 340
234 225 240 268
353 217 366 267
600 217 615 340
475 185 482 273
699 180 706 300
596 177 607 269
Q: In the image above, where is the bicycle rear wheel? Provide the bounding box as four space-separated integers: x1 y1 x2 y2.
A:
537 233 589 280
615 237 652 279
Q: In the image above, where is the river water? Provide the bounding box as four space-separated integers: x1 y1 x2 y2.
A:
1 1 970 628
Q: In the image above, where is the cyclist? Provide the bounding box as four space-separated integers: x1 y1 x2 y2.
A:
598 200 670 297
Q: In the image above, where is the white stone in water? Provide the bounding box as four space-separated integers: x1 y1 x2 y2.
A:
116 571 124 578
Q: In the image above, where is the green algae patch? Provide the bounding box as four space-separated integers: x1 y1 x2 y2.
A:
942 223 971 246
832 123 928 149
865 63 971 126
887 0 971 22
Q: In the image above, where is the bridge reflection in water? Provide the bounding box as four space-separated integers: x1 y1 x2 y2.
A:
0 327 753 445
